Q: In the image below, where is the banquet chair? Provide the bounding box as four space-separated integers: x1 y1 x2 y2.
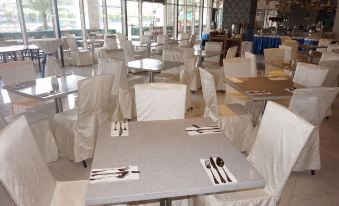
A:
288 87 339 172
95 36 120 60
134 83 186 121
54 74 114 165
0 61 54 115
0 116 89 206
319 60 339 87
326 44 339 52
293 62 329 87
66 36 93 66
264 48 289 77
279 45 293 64
225 46 238 59
244 52 258 77
179 33 190 47
317 38 332 53
203 41 223 66
320 51 339 62
199 68 254 152
122 40 147 64
141 35 152 44
152 34 169 57
191 101 315 206
281 39 298 60
98 58 134 120
117 32 127 46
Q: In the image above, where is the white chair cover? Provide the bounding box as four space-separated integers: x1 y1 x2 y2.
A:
199 68 254 151
293 62 329 87
281 40 298 60
157 34 169 44
179 33 190 47
193 101 314 206
317 38 332 53
104 36 118 49
288 87 339 171
141 35 152 44
54 74 114 162
320 51 339 62
319 60 339 87
134 83 186 121
279 45 293 64
0 113 8 130
98 58 133 120
326 44 339 52
32 38 63 77
244 52 258 77
204 41 223 63
0 116 88 206
226 46 238 59
241 41 253 57
117 32 127 46
264 48 287 76
66 36 93 66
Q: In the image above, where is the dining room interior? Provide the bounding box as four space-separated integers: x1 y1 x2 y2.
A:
0 0 339 205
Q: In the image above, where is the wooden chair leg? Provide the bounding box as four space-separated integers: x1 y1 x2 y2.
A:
82 160 87 168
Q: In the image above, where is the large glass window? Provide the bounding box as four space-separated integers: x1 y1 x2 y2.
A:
126 0 139 38
57 0 82 36
84 0 104 31
142 2 164 35
106 0 122 33
0 0 22 41
22 0 56 38
166 0 175 37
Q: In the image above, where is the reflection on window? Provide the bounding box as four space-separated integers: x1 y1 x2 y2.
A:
107 0 122 33
127 1 139 38
166 4 175 37
0 0 22 40
58 0 82 36
84 0 104 32
22 0 55 38
142 2 164 35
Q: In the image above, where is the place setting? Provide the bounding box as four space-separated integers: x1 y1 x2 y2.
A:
90 165 140 183
246 89 272 96
186 124 222 135
200 157 237 186
111 121 129 137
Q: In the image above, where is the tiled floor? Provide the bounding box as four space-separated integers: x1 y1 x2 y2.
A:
1 65 339 206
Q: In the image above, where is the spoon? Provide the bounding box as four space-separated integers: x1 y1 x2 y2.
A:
205 160 219 184
114 122 117 130
90 171 129 181
91 171 140 177
91 166 130 173
216 157 232 182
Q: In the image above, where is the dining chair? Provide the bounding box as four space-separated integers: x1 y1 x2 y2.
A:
317 38 332 53
264 48 289 77
288 87 339 173
134 83 186 121
326 44 339 52
203 41 223 65
319 60 339 87
244 52 258 77
117 32 127 46
66 36 93 66
199 68 254 152
141 35 152 44
95 36 119 60
281 39 298 60
152 34 169 57
0 116 89 206
320 51 339 62
279 44 293 64
98 58 134 120
0 61 54 115
192 101 315 206
54 74 114 165
293 62 329 87
179 33 190 47
225 46 238 59
122 40 147 64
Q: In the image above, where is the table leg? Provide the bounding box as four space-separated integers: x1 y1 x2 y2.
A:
197 55 203 67
54 98 63 113
160 198 172 206
148 46 151 58
148 71 154 83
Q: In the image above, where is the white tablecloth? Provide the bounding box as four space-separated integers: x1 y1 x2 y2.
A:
32 38 63 77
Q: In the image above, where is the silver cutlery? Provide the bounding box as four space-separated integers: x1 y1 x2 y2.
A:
90 171 130 181
216 157 232 182
119 121 123 136
210 157 226 183
91 171 140 177
123 121 127 130
91 166 130 173
205 160 219 184
114 122 117 131
192 124 218 129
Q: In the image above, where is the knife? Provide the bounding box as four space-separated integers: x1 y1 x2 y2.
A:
91 171 140 177
210 157 226 183
119 121 123 136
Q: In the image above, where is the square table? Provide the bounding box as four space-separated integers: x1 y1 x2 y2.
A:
85 118 265 206
127 58 183 83
194 50 224 67
3 74 87 113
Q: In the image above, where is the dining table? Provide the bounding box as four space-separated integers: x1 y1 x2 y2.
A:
3 74 87 113
0 44 40 63
127 58 183 83
85 117 266 206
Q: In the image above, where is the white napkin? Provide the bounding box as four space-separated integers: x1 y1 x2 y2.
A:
246 90 272 95
228 77 243 83
200 158 237 186
268 77 288 81
111 121 129 137
186 126 221 136
90 166 139 183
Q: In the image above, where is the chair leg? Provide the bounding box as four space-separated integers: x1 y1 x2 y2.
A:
311 170 315 175
82 160 87 168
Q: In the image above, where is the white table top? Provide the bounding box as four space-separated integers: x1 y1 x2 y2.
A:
225 77 304 101
127 58 183 72
3 75 87 101
0 45 39 53
85 118 265 205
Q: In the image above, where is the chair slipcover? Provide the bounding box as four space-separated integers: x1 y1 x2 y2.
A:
244 52 258 77
0 113 8 130
122 40 147 64
95 37 121 60
204 41 223 63
293 62 329 87
326 44 339 52
320 51 339 62
264 48 287 77
0 61 53 115
0 116 88 206
134 83 186 121
279 45 293 64
241 41 253 57
317 38 332 53
66 36 93 66
98 58 134 120
226 46 238 59
141 35 152 44
117 32 127 46
193 101 314 206
179 33 190 47
319 60 339 87
281 40 298 60
54 74 114 162
288 87 339 171
199 68 254 152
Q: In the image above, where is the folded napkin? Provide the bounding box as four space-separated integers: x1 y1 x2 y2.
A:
186 125 221 136
111 121 129 137
246 90 272 95
268 77 288 81
228 77 243 83
90 166 139 183
200 158 237 186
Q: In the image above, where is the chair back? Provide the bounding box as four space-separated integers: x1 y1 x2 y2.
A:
199 68 219 123
0 116 56 206
326 44 339 52
317 38 332 52
244 52 257 77
0 61 36 103
134 83 186 121
179 33 190 47
248 101 314 199
117 32 127 46
65 36 79 52
205 41 223 63
0 113 8 130
104 37 118 49
98 58 133 120
293 62 329 87
162 47 184 62
226 46 238 59
281 40 298 60
180 57 196 110
77 74 114 159
141 35 152 44
264 48 285 75
122 40 135 62
288 87 339 126
320 51 339 62
279 45 293 64
319 60 339 87
188 34 197 48
157 34 169 44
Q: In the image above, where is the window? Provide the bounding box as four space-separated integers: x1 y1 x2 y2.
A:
84 0 104 31
142 2 164 35
0 0 22 40
106 0 122 33
126 0 139 38
57 0 82 36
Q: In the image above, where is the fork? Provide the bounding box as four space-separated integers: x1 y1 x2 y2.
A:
205 160 219 184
